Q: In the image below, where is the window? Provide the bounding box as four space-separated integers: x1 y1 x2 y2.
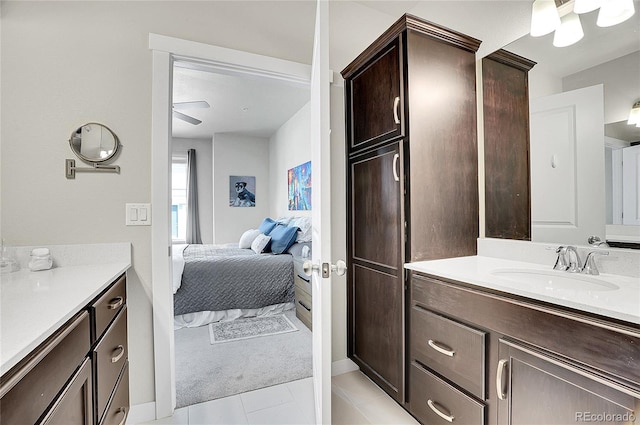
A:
172 155 188 242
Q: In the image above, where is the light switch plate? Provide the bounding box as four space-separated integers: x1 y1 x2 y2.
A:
126 203 152 226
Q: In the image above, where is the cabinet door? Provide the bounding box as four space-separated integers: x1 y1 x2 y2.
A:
497 340 639 425
346 37 403 154
348 143 404 402
39 358 93 425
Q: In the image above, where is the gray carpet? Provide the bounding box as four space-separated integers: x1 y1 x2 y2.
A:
175 309 313 408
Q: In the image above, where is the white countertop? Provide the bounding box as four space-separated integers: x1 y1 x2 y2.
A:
405 256 640 325
1 262 130 375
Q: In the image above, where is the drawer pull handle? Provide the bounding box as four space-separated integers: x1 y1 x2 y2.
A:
427 399 454 423
111 345 125 363
393 96 401 125
428 339 455 357
497 359 508 401
298 300 311 312
115 407 127 425
107 296 124 310
392 153 400 182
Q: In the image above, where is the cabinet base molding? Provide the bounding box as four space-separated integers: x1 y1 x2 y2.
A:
125 401 157 424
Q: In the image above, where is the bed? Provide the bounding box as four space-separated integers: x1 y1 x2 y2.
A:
173 243 295 317
172 217 312 329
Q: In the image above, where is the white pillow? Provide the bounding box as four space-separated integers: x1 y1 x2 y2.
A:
239 229 261 249
251 233 271 254
289 217 312 242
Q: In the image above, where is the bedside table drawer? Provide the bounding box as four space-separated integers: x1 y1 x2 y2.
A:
294 275 312 330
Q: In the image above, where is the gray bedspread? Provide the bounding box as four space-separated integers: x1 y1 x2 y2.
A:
174 244 294 316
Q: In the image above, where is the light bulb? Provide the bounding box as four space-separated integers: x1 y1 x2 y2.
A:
597 0 635 27
553 13 584 47
531 0 561 37
574 0 602 14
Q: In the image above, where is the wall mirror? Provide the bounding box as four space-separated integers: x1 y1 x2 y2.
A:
69 123 120 163
66 123 121 179
489 7 639 246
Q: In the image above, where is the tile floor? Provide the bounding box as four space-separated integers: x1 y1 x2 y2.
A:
138 371 418 425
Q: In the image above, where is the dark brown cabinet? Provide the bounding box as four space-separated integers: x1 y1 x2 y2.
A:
497 339 639 425
409 271 640 425
482 50 536 240
342 14 480 404
0 274 129 425
347 37 404 152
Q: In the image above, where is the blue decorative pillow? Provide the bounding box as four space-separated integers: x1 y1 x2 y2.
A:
269 224 300 254
258 218 277 235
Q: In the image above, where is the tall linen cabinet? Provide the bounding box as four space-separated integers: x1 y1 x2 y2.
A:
341 14 480 404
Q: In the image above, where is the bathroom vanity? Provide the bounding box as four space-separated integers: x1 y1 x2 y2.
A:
0 246 130 425
405 255 640 424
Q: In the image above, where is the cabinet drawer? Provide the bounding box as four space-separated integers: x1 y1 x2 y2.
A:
409 362 485 425
0 311 90 425
411 306 485 399
94 307 128 422
100 362 129 425
91 274 126 342
39 358 93 425
295 278 312 331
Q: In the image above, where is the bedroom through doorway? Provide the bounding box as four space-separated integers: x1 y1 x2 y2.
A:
169 59 315 409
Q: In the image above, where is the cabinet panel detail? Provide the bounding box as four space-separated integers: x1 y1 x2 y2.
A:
348 38 402 152
40 358 93 425
350 145 402 270
411 306 485 399
0 312 90 425
351 264 403 399
409 362 485 425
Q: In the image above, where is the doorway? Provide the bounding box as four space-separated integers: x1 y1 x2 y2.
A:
149 24 333 421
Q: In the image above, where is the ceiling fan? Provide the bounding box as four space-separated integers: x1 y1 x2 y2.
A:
172 101 210 125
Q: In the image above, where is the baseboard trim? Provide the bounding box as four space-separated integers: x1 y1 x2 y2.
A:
331 358 359 376
126 401 157 424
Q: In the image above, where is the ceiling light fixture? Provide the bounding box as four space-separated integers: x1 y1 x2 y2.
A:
573 0 602 14
553 12 584 47
531 0 561 36
628 101 640 126
597 0 635 27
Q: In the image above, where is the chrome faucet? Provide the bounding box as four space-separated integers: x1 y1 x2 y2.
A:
564 246 582 273
553 246 569 271
581 251 609 276
588 236 609 248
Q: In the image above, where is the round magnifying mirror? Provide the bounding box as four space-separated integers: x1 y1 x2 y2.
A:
69 123 119 163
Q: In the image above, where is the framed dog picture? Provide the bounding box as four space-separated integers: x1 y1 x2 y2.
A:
288 161 311 210
229 176 256 207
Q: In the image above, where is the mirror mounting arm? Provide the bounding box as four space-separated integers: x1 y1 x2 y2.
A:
65 159 121 179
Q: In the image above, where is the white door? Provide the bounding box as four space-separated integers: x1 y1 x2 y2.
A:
309 0 333 423
530 85 605 244
622 144 640 225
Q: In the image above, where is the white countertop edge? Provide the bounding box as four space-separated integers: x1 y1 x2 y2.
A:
0 262 130 375
405 256 640 326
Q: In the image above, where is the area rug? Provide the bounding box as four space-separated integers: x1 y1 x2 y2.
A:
209 314 298 344
175 310 313 408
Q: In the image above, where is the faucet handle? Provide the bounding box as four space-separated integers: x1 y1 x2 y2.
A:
581 251 609 276
553 246 569 271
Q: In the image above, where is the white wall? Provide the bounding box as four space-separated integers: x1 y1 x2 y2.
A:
213 134 270 243
563 51 640 124
269 102 312 219
172 138 214 244
0 0 315 406
1 0 544 410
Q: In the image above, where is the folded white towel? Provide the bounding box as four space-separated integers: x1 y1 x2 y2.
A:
31 247 50 257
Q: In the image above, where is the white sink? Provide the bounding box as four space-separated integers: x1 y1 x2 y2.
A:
490 268 619 292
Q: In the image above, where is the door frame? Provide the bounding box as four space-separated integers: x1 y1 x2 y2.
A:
149 33 312 420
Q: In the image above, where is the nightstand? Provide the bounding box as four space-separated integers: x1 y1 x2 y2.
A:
293 258 312 331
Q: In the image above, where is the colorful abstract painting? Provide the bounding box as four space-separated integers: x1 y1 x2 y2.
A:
288 161 311 210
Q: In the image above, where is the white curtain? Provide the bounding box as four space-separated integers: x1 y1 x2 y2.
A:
186 149 202 244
